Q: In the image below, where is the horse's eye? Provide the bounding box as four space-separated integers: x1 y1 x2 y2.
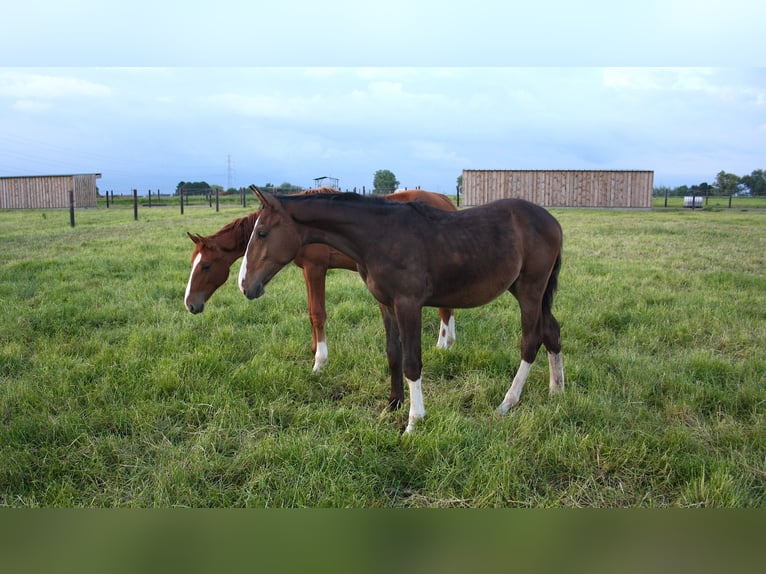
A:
257 229 268 239
201 263 211 272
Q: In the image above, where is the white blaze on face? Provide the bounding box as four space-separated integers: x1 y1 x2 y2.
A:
185 252 202 306
238 215 260 293
237 255 248 294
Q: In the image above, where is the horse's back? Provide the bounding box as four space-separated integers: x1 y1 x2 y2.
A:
382 197 560 308
463 198 561 244
386 190 456 211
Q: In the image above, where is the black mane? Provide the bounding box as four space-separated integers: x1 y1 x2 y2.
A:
277 192 449 221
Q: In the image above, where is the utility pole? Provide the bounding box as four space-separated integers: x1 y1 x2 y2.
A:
227 155 233 190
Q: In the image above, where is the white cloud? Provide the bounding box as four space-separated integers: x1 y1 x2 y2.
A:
0 71 113 99
602 68 719 92
406 140 465 164
0 66 763 192
12 99 53 113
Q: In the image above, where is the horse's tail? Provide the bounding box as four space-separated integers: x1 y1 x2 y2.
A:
542 249 562 316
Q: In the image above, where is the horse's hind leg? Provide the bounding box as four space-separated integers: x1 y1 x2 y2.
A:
543 311 565 395
302 264 328 373
498 288 544 414
436 307 456 349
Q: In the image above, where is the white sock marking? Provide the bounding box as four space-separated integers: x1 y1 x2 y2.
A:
404 377 426 434
548 351 565 394
436 315 456 349
312 341 328 373
498 360 532 415
185 252 202 306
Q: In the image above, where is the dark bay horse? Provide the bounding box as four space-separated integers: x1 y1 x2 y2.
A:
239 188 565 434
185 188 457 373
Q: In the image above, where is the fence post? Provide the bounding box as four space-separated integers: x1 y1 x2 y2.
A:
148 189 152 208
69 190 75 227
133 189 138 220
180 187 184 215
216 188 220 212
106 189 110 208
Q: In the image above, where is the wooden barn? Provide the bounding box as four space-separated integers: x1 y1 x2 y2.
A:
0 174 101 209
461 170 654 208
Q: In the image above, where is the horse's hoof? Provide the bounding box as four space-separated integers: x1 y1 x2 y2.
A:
497 402 514 416
387 399 403 412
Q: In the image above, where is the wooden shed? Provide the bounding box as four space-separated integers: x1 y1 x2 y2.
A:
0 174 101 209
461 170 653 208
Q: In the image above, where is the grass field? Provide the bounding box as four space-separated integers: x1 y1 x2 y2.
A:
653 195 766 209
0 202 764 507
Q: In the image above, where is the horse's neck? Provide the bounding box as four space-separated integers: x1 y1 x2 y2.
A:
288 200 379 263
216 212 258 256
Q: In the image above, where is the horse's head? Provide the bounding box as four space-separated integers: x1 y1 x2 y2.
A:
238 187 302 300
184 232 233 313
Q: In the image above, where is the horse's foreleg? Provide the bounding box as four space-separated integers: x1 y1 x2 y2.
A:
436 308 456 350
394 301 425 434
302 265 328 373
379 304 404 411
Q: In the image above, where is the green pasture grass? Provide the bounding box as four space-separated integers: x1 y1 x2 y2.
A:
0 204 764 507
653 195 766 210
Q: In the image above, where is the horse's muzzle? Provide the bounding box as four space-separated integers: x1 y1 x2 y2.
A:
186 301 204 314
243 282 265 300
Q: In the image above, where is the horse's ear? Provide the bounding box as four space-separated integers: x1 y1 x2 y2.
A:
250 185 276 210
187 232 201 244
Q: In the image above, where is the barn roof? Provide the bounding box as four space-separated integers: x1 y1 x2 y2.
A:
0 173 102 179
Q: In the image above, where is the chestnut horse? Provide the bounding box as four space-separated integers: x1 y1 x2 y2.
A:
239 188 564 434
185 188 457 373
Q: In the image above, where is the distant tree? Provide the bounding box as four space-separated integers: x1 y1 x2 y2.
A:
741 169 766 196
175 181 211 196
373 169 399 194
278 182 303 194
714 171 742 196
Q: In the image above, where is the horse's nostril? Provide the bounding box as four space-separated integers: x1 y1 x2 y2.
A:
186 301 204 314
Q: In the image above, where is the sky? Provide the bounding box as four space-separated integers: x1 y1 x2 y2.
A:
1 1 764 195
